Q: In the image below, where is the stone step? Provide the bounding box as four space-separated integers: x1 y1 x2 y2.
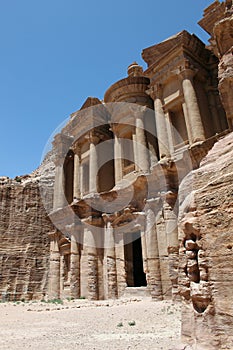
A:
122 286 151 298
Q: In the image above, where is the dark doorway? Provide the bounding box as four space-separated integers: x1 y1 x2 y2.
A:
124 232 147 287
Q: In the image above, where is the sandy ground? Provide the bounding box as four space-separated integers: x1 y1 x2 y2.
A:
0 297 184 350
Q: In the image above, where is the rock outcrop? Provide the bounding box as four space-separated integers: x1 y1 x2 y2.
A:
199 0 233 130
0 154 55 301
178 132 233 349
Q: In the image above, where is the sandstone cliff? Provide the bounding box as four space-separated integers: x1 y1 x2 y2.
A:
178 132 233 349
199 0 233 130
0 154 55 301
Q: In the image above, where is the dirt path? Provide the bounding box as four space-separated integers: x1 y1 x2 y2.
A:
0 298 183 350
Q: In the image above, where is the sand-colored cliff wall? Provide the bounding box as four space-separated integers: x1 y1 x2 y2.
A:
0 158 55 301
178 132 233 349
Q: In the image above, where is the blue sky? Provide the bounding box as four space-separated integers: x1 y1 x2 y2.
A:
0 0 213 178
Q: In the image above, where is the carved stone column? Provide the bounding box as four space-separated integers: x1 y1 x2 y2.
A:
135 111 150 172
70 225 80 299
73 144 81 200
48 231 60 299
52 133 73 210
162 191 179 300
205 76 223 133
145 203 163 300
180 68 205 143
60 255 65 298
53 160 66 211
104 221 118 299
89 132 99 193
132 133 139 172
84 227 98 300
113 130 123 184
139 217 148 277
114 230 127 297
182 102 193 144
148 84 170 159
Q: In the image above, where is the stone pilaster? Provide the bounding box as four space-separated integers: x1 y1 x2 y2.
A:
60 255 65 298
140 228 149 277
53 161 66 211
73 144 81 200
148 84 170 159
180 67 205 143
135 111 150 172
182 102 193 144
113 130 123 184
114 230 127 297
48 231 61 299
89 132 99 193
84 227 98 300
105 221 118 299
162 191 179 300
70 226 81 299
132 133 139 172
205 82 223 133
52 133 73 210
145 204 163 300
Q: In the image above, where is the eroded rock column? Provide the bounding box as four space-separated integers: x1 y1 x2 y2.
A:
135 112 150 172
89 133 99 194
52 133 73 210
73 144 81 200
114 231 127 297
84 227 98 300
53 160 66 210
162 192 179 300
48 231 60 299
150 84 170 159
145 204 163 300
140 218 148 277
105 221 118 299
70 226 80 299
114 131 123 184
182 102 193 144
180 68 205 143
206 86 223 133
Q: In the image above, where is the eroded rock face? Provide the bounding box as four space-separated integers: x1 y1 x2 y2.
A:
0 154 55 301
178 132 233 349
199 1 233 129
218 44 233 129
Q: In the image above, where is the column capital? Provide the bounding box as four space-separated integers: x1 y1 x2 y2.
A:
160 190 177 208
48 230 61 240
53 133 74 166
110 123 121 136
179 68 197 80
88 131 100 145
71 142 81 155
146 83 163 100
53 154 65 167
53 133 73 153
178 60 198 81
102 213 112 226
134 105 148 120
145 197 161 213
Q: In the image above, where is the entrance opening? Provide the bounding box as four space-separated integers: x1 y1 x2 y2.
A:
124 232 147 287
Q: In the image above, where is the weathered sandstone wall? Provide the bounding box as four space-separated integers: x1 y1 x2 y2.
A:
199 0 233 130
178 132 233 349
0 156 55 301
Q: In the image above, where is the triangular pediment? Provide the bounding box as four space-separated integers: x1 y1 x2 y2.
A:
142 30 189 67
80 97 102 110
